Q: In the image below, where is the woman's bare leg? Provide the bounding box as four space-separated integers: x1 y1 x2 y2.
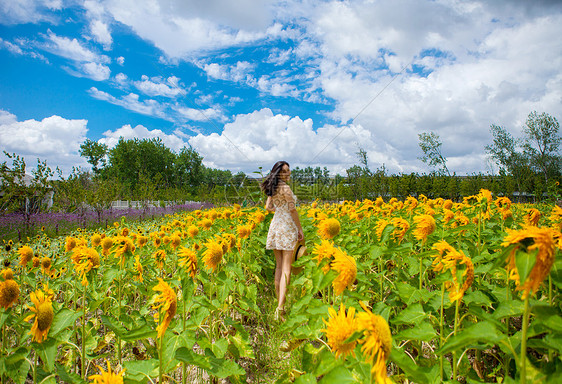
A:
274 250 283 299
277 249 294 311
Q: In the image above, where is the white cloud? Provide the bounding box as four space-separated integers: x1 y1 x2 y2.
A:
0 110 89 176
43 30 101 62
133 75 186 98
98 124 187 153
201 61 256 82
116 56 125 65
188 108 390 174
101 0 282 57
174 105 226 122
90 19 113 50
84 0 113 50
0 0 62 25
88 87 170 120
82 62 111 81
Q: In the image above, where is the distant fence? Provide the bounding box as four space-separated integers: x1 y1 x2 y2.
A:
110 200 203 210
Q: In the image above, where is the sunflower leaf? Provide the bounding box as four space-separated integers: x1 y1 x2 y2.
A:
515 247 538 285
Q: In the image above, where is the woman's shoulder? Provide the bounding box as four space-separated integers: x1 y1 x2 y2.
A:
275 182 292 194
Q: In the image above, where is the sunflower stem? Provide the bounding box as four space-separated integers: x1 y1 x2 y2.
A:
439 282 445 382
452 298 460 380
520 294 530 384
159 311 164 384
117 265 122 365
33 350 37 384
81 282 87 379
549 276 553 362
419 243 425 290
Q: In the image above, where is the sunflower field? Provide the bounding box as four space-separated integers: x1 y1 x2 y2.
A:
0 191 561 383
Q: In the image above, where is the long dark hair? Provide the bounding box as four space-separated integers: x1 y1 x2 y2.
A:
260 161 289 196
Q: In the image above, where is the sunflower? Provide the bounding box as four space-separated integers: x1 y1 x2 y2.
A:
375 219 390 241
431 241 474 302
178 246 198 278
413 215 436 243
88 361 125 384
32 256 41 268
199 219 213 230
24 287 54 343
502 226 557 298
237 225 252 239
91 234 102 247
404 196 418 213
312 240 337 273
322 304 358 359
495 196 512 211
101 237 113 256
41 257 52 275
0 279 20 309
525 208 541 226
71 246 101 286
65 237 78 252
170 233 182 250
356 302 392 384
114 236 135 266
152 278 177 338
390 218 409 244
330 248 357 295
318 218 341 240
153 249 167 270
17 245 34 266
222 233 236 251
133 254 143 283
202 239 224 272
549 205 562 231
2 267 14 280
187 225 199 237
136 235 148 248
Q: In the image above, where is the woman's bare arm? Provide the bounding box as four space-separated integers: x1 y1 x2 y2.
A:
265 196 275 212
278 185 304 240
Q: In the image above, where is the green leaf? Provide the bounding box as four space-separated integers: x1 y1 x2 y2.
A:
515 248 538 285
4 348 30 384
294 373 317 384
36 338 58 372
211 338 229 359
395 282 425 305
319 365 356 383
393 303 429 325
395 322 436 342
463 290 493 307
122 324 157 342
123 359 159 383
492 300 526 320
175 347 245 378
390 347 440 384
530 305 562 333
437 321 504 355
50 308 81 337
228 325 255 359
56 364 87 384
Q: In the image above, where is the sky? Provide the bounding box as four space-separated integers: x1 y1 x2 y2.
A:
0 0 561 177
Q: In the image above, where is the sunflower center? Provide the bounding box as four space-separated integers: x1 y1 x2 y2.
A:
37 302 54 331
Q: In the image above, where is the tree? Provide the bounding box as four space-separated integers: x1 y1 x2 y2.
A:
79 139 108 175
522 111 561 183
175 146 204 189
485 124 520 175
418 132 450 176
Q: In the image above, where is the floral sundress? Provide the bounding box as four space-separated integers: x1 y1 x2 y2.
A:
266 187 298 251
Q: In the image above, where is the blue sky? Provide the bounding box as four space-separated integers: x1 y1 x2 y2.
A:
1 0 561 176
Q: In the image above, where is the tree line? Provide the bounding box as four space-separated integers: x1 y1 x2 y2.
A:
0 110 560 217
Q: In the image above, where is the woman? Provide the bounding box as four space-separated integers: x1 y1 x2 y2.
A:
261 161 304 320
